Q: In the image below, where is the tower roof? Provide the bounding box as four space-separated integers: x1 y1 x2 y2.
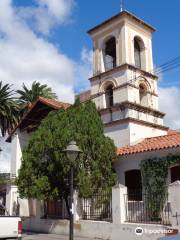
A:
88 10 155 35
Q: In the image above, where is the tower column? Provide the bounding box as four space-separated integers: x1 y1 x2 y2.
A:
120 24 129 64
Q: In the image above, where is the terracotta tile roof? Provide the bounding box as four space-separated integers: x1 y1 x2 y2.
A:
38 96 70 110
117 131 180 156
76 90 91 103
6 97 71 142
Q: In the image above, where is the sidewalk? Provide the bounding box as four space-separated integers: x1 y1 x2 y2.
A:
23 233 99 240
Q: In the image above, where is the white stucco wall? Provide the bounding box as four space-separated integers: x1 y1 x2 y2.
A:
129 122 167 145
11 130 31 177
104 120 167 148
104 122 130 147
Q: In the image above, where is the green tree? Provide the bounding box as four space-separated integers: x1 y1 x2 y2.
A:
0 81 19 136
17 81 57 113
17 100 117 210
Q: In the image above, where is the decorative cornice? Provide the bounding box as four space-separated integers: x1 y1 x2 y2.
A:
89 64 158 82
90 83 158 99
99 101 165 118
104 117 169 131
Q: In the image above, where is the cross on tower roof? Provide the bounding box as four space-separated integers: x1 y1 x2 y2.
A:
120 0 124 12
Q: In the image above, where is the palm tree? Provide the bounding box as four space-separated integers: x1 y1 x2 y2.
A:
17 81 57 113
0 82 19 136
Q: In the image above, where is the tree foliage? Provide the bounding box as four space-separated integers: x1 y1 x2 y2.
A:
0 81 19 136
140 155 180 220
17 100 117 202
17 81 57 114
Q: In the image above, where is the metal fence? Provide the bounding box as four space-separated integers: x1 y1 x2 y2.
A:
0 205 5 215
80 190 112 222
124 192 171 225
0 191 6 216
105 57 116 71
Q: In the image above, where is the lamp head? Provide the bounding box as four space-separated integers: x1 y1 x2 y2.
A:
63 141 82 162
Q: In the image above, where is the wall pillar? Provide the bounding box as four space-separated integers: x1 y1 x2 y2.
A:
168 181 180 231
34 200 42 219
74 191 82 221
5 184 18 216
112 184 127 224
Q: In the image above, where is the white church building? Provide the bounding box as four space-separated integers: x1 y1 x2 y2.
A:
4 9 180 240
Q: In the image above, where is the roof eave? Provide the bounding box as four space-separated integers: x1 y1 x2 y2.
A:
88 10 156 36
118 145 180 156
6 97 70 143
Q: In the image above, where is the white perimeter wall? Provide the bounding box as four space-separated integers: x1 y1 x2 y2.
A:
23 218 168 240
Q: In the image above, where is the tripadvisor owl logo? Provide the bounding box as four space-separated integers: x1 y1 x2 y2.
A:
135 227 144 236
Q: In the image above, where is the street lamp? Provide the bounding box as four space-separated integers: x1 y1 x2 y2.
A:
63 141 82 240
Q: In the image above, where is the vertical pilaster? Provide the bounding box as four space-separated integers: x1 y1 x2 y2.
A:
112 184 127 224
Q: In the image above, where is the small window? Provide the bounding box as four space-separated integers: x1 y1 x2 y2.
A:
171 166 180 183
104 37 116 71
134 38 141 69
105 84 114 108
139 83 148 107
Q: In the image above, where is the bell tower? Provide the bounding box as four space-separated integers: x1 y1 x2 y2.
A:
88 11 168 147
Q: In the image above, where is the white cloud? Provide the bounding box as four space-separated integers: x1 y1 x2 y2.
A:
159 87 180 129
0 0 78 172
17 0 75 35
0 0 76 103
81 47 93 64
38 0 74 21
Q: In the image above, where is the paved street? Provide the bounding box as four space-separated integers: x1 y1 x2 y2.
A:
22 233 97 240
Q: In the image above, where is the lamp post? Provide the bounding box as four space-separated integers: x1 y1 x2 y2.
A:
0 147 2 161
63 141 82 240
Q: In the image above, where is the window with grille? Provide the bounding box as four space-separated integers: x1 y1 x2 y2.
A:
134 38 141 69
104 37 116 71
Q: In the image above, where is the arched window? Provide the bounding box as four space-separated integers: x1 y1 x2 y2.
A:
171 166 180 183
134 38 141 69
125 170 142 201
104 37 116 71
139 83 148 107
105 84 114 108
